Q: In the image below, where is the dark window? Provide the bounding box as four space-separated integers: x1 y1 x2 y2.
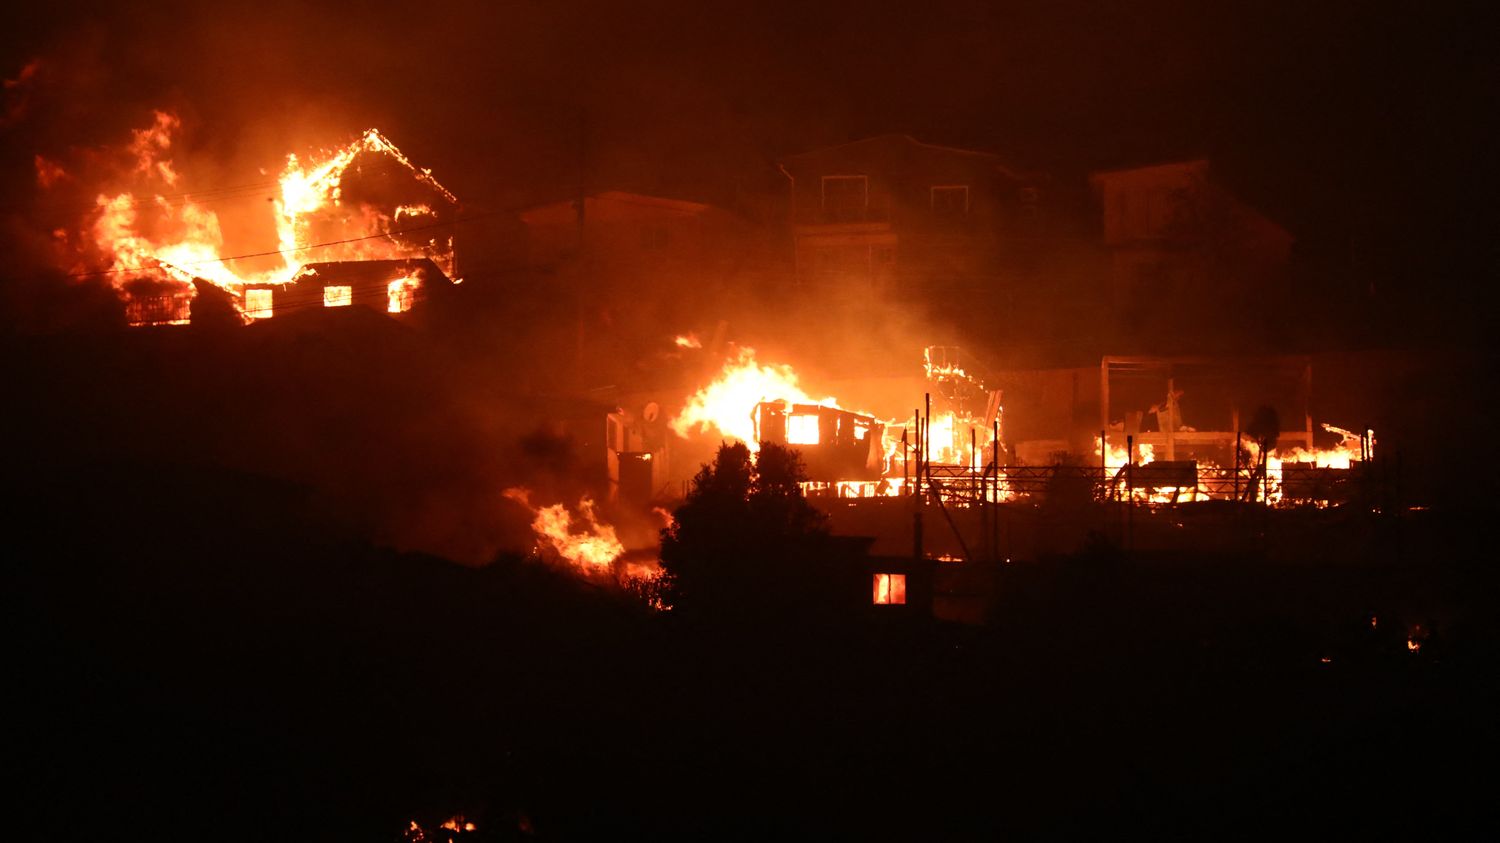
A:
822 175 868 221
931 185 970 217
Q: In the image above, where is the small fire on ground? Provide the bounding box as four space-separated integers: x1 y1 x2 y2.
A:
502 488 624 574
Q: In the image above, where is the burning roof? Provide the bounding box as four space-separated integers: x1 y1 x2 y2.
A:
56 112 460 325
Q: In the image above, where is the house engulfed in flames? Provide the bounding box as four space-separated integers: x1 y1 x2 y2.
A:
74 112 459 326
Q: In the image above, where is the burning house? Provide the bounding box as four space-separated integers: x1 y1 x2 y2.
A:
73 116 461 326
243 258 452 320
754 401 885 482
633 338 1385 614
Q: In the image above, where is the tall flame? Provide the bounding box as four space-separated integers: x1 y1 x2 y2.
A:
72 111 456 323
670 346 835 449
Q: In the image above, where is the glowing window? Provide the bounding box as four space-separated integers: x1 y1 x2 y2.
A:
323 285 352 307
387 276 418 313
787 414 820 445
873 573 906 605
245 288 273 319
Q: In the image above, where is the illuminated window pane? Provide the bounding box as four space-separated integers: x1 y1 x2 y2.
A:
323 285 352 307
387 276 418 313
787 414 820 445
245 288 273 319
873 573 906 605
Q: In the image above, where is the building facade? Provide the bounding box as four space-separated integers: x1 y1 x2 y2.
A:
777 135 1046 300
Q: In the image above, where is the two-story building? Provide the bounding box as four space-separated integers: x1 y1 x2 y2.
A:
1089 159 1294 347
776 135 1046 303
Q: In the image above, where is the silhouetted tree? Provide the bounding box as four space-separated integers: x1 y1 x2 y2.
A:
1245 404 1280 457
658 442 828 618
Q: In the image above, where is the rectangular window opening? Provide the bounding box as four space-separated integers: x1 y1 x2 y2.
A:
387 276 419 313
873 573 907 605
821 175 869 219
787 413 821 445
245 288 273 319
323 285 352 307
931 185 970 217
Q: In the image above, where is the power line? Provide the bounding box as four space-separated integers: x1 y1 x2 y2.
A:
13 156 448 215
68 208 507 280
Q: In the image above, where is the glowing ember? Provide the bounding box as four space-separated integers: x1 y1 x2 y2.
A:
504 488 624 573
674 333 702 349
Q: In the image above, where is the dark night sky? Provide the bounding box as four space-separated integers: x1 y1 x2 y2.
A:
2 0 1492 295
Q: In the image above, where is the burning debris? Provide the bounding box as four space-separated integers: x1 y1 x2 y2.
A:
657 340 1382 521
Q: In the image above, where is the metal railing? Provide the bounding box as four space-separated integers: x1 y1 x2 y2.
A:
809 461 1383 507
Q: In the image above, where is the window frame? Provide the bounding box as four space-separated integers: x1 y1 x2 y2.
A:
322 285 353 307
821 174 870 212
930 184 971 216
873 573 907 605
244 288 274 319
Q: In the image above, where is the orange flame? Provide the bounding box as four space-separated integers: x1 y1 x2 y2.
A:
670 346 833 449
504 488 624 573
74 111 456 323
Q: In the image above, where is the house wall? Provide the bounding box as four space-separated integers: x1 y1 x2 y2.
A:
1091 160 1295 348
780 137 1042 295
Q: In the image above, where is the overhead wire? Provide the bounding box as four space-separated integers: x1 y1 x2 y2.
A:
66 207 504 280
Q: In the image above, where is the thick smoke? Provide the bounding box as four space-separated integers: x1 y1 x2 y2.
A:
2 1 1490 564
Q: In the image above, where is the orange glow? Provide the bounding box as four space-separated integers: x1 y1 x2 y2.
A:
674 333 702 348
77 112 455 323
504 488 624 574
786 413 821 445
244 288 273 319
1095 423 1373 505
873 573 906 604
322 285 352 307
670 346 831 449
388 274 419 313
438 817 476 833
